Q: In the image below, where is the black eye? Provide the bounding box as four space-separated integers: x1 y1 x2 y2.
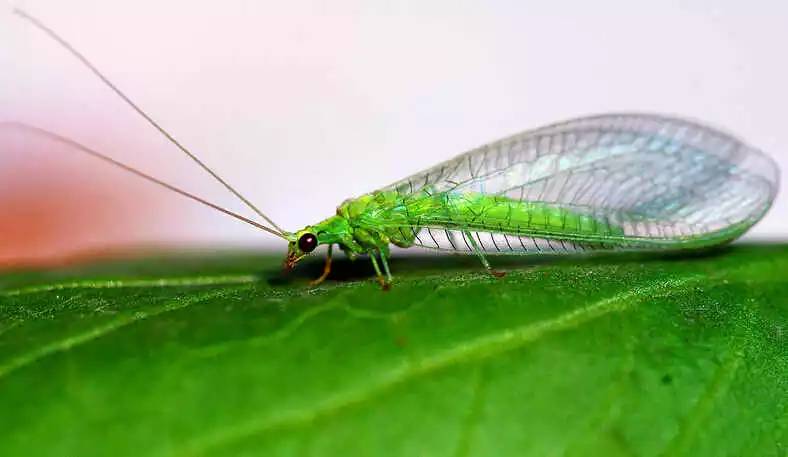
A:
298 233 318 253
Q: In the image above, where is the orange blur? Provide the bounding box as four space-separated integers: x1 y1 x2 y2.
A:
0 134 186 268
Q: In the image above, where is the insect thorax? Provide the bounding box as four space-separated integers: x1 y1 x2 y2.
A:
335 191 420 250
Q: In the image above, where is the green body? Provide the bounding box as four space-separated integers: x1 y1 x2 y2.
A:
285 189 753 284
290 189 620 261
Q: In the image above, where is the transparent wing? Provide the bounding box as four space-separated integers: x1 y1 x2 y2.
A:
379 113 779 254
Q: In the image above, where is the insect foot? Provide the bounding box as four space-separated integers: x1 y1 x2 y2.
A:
377 277 392 291
308 277 326 287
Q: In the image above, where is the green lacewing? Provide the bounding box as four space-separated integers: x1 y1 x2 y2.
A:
9 9 780 288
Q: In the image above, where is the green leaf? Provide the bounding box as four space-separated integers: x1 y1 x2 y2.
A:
0 244 785 457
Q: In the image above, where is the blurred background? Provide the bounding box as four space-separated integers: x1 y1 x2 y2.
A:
1 0 786 267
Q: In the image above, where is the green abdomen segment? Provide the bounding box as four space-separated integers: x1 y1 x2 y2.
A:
371 191 759 255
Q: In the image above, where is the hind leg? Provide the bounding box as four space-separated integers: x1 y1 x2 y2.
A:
464 231 506 278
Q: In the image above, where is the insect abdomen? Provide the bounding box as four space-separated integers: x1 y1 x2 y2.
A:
438 193 625 237
362 191 627 251
381 191 756 254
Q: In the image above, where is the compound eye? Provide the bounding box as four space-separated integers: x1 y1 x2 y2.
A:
298 233 318 253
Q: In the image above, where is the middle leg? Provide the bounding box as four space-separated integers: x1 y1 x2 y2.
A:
368 252 391 290
378 248 393 284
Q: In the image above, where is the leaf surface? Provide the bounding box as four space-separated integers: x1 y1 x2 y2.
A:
0 245 785 456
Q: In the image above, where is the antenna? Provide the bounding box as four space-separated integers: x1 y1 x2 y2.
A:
13 7 288 235
1 122 288 240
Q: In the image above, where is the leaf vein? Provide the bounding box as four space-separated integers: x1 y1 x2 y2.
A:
454 365 490 457
658 336 745 456
190 290 354 358
0 275 259 297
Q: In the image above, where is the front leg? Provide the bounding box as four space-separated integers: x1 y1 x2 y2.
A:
309 244 333 287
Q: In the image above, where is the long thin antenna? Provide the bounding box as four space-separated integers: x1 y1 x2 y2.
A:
2 122 288 240
13 8 288 235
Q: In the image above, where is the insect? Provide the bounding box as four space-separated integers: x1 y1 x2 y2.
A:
8 10 780 289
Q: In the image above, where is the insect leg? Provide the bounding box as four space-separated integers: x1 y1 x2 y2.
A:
368 252 391 291
309 244 333 287
464 231 506 278
378 249 394 284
